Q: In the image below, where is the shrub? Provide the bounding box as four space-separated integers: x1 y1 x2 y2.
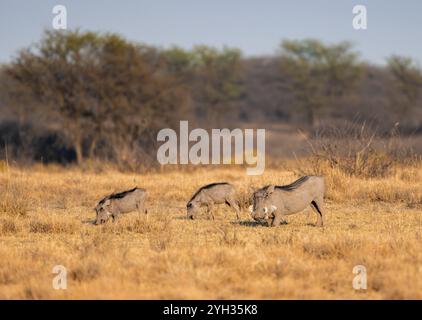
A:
298 122 417 178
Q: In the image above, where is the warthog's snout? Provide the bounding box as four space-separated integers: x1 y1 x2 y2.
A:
94 217 107 225
251 205 277 220
94 206 111 225
186 202 196 220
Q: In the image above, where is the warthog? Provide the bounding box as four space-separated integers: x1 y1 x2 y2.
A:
94 187 147 225
187 182 240 220
251 176 325 227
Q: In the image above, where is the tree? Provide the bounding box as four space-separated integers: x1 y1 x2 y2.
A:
6 30 190 165
163 45 243 125
387 55 422 121
279 39 362 127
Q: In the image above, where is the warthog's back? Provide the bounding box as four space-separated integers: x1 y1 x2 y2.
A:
107 187 147 213
190 182 235 204
272 176 324 214
276 176 324 194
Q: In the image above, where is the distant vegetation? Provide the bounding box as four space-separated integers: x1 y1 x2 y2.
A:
0 30 421 166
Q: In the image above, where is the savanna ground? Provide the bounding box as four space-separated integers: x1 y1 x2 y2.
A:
1 160 422 299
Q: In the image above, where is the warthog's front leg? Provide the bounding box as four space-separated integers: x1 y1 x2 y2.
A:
265 218 273 227
265 206 284 227
271 214 284 227
136 203 148 220
136 203 148 214
111 213 120 223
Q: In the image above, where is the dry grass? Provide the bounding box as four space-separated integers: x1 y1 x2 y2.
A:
0 162 422 299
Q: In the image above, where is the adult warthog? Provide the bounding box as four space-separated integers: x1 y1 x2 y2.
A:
187 182 240 220
94 187 147 224
251 176 325 227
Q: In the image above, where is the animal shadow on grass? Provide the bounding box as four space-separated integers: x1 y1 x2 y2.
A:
231 220 289 227
175 215 223 221
175 215 189 220
305 222 324 228
232 220 265 227
82 219 95 225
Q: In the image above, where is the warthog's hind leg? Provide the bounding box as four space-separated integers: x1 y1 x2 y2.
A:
225 198 241 220
310 198 325 227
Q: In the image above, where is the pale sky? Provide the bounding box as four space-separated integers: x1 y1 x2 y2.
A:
0 0 421 65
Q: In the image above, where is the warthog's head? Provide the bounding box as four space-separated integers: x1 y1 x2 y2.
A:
251 185 277 221
186 201 200 220
94 199 112 225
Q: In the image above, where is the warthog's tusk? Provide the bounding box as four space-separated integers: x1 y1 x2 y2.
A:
264 207 269 219
270 205 277 212
248 205 253 213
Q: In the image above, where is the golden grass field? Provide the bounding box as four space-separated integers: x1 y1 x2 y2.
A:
1 161 422 299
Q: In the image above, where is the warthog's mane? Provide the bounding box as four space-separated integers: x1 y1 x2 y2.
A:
266 176 310 192
188 182 230 203
99 187 138 204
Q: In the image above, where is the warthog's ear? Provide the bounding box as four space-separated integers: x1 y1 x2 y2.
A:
266 185 275 195
248 186 257 194
104 199 111 206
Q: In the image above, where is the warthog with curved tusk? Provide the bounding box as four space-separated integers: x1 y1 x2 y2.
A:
251 176 325 227
94 187 147 225
187 182 240 220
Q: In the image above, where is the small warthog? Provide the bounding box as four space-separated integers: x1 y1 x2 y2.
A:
187 182 240 220
251 176 325 227
94 187 147 225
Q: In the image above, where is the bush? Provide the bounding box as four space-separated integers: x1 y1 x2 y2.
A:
299 122 418 178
